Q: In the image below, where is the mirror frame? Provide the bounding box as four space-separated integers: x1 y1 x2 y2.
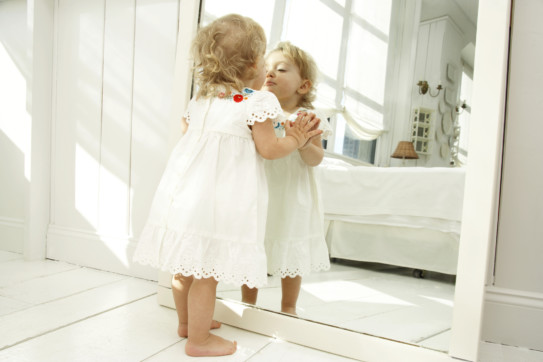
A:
170 0 512 360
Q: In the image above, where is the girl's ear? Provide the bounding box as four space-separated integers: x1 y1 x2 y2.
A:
297 79 311 95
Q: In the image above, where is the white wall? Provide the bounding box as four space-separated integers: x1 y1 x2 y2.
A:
410 17 465 167
45 0 182 279
481 0 543 351
0 0 31 253
385 0 475 168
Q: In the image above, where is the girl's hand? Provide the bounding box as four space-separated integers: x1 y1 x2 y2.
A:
297 112 322 150
284 112 323 149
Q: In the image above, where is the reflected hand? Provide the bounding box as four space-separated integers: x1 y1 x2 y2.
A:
284 112 323 148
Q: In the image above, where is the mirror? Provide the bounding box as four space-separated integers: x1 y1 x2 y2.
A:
195 0 478 353
167 0 510 360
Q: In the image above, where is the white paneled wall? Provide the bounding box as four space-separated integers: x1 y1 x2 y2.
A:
0 0 30 253
47 0 181 280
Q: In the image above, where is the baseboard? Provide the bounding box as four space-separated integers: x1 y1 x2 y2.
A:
158 285 175 309
482 286 543 352
46 224 158 280
0 216 24 253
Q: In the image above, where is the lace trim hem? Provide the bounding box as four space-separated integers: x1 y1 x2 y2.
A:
133 225 268 288
267 262 331 279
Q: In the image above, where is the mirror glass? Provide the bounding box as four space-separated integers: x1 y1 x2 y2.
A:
202 0 478 353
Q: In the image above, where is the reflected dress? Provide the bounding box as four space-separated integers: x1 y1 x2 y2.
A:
264 108 333 277
133 88 282 288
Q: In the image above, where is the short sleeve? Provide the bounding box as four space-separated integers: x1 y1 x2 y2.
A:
246 91 283 125
314 109 333 140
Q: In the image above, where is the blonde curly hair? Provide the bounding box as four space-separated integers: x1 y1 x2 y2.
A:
191 14 266 98
270 41 318 109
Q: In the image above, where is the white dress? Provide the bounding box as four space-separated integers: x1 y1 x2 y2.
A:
264 108 333 278
133 88 282 288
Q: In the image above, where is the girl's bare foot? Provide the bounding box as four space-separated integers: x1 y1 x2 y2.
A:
178 320 222 338
185 333 237 357
281 307 297 316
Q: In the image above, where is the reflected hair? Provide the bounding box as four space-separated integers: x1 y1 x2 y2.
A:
270 41 318 109
191 14 266 98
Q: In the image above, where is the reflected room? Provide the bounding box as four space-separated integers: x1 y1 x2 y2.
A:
197 0 478 353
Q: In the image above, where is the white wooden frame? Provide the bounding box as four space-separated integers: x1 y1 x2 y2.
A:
159 1 512 361
26 0 511 360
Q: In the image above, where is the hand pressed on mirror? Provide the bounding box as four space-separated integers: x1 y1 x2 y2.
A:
284 111 323 150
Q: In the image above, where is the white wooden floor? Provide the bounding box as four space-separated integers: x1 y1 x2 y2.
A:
1 250 542 362
0 251 355 361
217 260 456 351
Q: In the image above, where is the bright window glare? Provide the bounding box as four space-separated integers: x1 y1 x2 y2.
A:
346 23 388 105
302 280 413 306
422 295 454 308
200 0 394 164
352 0 392 35
201 0 275 40
284 0 342 80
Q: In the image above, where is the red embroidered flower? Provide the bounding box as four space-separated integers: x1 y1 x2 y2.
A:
233 94 244 102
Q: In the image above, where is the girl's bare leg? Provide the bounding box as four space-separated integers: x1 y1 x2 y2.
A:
241 284 258 305
281 276 302 315
185 277 237 357
171 274 221 338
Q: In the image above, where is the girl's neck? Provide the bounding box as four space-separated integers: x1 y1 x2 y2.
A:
281 100 302 117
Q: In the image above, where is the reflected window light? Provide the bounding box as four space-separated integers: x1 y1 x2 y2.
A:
351 0 392 34
346 23 388 105
302 280 413 306
201 0 275 39
285 0 343 79
422 295 454 308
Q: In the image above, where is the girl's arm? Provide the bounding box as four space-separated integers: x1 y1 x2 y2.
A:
298 135 324 166
252 118 322 160
181 117 189 134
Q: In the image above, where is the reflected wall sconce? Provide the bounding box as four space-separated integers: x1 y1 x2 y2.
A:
455 100 468 114
391 141 419 165
417 80 443 97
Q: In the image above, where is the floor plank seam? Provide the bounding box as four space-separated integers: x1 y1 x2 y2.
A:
244 340 276 361
414 328 451 344
0 264 81 288
0 293 157 352
139 339 185 361
57 261 156 282
0 276 135 317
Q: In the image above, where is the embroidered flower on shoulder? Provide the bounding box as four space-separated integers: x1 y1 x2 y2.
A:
222 88 255 103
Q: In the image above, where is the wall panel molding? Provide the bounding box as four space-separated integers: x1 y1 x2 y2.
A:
46 224 157 280
0 217 24 253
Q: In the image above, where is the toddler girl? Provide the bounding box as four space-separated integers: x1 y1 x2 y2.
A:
133 17 322 357
242 42 332 315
